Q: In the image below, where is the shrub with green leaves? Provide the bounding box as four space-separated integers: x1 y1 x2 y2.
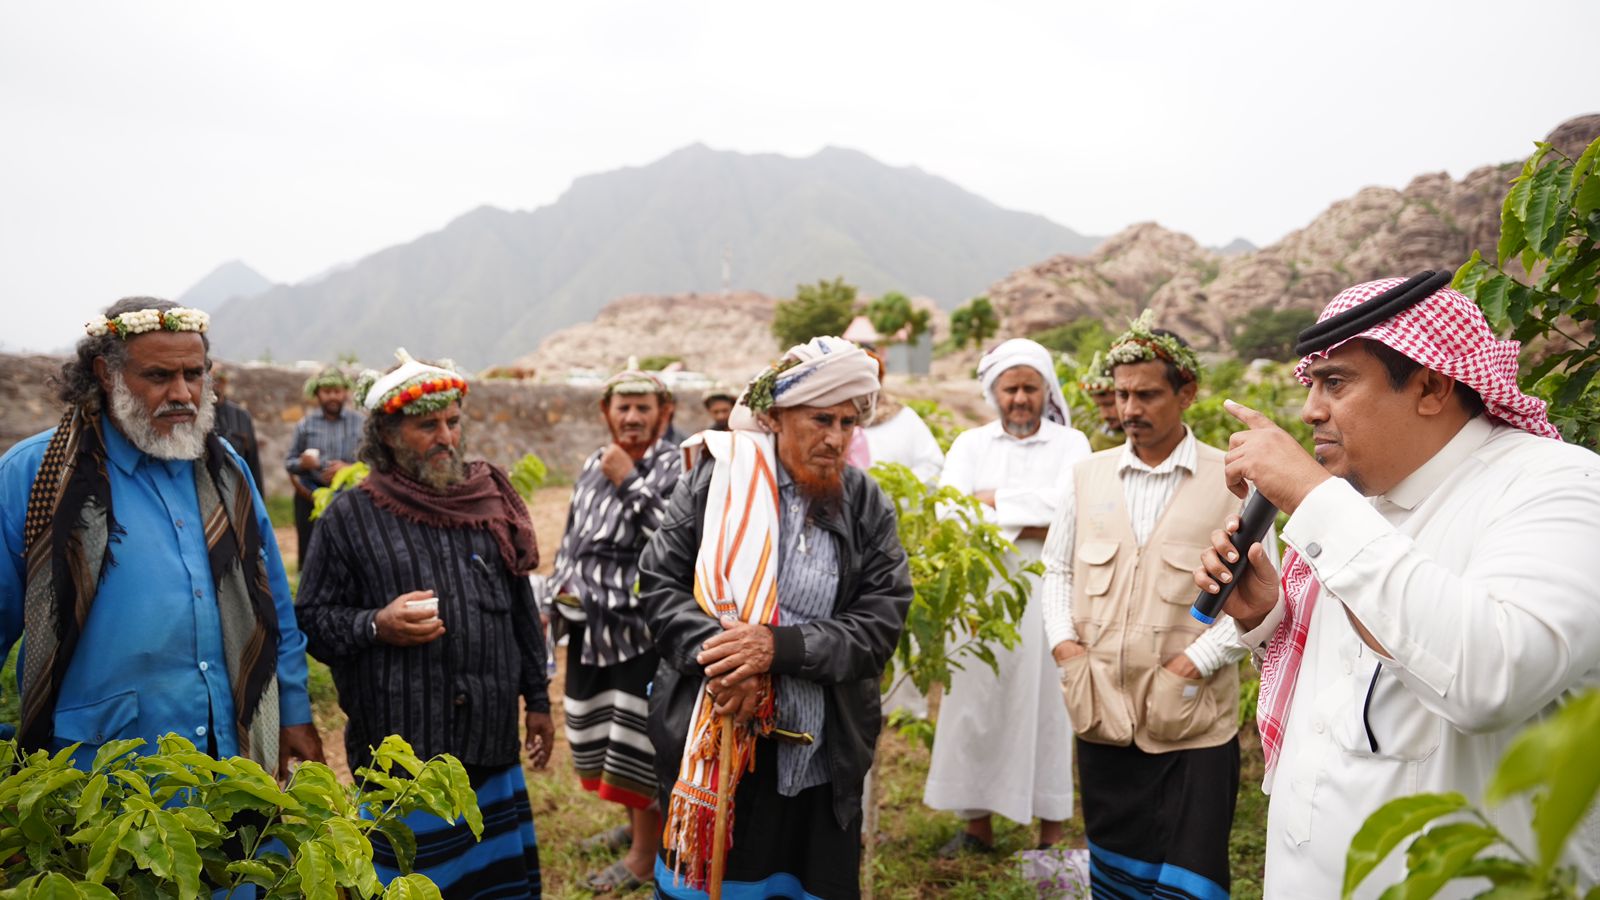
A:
1454 134 1600 449
870 462 1036 748
900 398 961 455
1342 689 1600 899
310 461 371 521
0 734 480 900
508 452 549 500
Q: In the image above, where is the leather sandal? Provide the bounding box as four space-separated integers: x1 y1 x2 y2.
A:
584 859 646 893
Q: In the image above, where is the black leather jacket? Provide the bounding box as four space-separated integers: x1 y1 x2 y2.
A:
640 458 913 828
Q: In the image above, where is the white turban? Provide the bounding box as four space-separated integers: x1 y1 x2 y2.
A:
978 338 1071 427
730 336 880 432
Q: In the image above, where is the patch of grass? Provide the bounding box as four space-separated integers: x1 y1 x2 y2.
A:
0 644 18 729
264 493 294 530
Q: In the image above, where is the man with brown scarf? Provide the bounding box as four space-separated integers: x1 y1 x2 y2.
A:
0 297 321 776
295 349 553 898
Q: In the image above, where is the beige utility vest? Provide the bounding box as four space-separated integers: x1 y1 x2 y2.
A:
1059 443 1241 753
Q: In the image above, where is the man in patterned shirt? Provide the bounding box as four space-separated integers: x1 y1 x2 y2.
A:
548 365 683 892
284 366 363 566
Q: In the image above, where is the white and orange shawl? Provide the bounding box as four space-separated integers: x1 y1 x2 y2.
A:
662 429 782 889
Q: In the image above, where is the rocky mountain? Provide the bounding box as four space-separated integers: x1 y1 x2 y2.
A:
175 260 274 311
522 290 780 384
205 144 1100 369
990 114 1600 351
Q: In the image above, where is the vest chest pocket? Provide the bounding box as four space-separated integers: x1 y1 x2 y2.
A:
1157 544 1208 606
1077 540 1119 597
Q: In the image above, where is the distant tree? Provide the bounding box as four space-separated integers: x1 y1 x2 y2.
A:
772 277 859 347
1233 308 1319 361
865 291 931 345
637 354 682 371
1030 317 1114 359
337 350 361 366
949 296 999 351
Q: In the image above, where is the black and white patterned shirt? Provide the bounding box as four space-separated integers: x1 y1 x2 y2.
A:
549 439 682 667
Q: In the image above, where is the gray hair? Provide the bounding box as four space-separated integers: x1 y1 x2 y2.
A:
53 297 211 413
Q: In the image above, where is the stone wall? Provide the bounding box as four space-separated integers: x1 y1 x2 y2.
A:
0 355 712 497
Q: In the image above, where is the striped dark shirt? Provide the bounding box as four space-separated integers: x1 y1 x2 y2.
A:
295 486 551 772
548 438 682 667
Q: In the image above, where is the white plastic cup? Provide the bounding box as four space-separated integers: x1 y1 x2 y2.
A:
406 597 440 621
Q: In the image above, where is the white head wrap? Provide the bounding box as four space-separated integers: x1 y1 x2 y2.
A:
978 338 1071 427
357 348 466 412
730 336 881 432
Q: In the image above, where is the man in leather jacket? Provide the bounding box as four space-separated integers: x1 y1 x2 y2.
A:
640 336 913 900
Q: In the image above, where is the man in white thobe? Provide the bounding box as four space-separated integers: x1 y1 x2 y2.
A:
923 338 1090 854
1199 274 1600 897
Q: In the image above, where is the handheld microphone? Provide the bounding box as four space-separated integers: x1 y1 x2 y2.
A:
1190 491 1278 624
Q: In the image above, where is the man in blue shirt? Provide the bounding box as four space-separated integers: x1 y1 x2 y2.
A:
0 297 321 777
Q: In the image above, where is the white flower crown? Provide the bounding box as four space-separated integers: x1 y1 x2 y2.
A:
86 307 210 340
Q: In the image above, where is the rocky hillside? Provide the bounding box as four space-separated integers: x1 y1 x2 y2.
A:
521 290 781 383
990 114 1600 350
204 144 1099 369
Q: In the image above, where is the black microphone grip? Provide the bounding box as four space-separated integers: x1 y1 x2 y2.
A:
1190 491 1278 624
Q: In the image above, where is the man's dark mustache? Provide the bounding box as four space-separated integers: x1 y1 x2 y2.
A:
1123 419 1152 429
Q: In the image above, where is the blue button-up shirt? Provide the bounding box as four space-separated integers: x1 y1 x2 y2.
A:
0 417 312 761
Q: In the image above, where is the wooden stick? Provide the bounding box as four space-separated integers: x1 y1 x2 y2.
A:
709 715 735 900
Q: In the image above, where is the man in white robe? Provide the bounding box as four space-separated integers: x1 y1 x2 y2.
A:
923 339 1090 853
1198 273 1600 896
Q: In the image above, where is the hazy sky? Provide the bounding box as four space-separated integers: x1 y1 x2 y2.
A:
3 1 1596 352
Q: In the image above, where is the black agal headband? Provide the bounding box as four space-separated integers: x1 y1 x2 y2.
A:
1292 269 1455 358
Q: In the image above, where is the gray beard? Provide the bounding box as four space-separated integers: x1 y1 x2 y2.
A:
1003 415 1041 437
394 442 468 491
109 372 215 461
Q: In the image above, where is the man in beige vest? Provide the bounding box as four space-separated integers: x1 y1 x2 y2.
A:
1040 314 1259 899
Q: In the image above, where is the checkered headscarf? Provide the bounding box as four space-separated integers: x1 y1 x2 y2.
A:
1294 277 1560 440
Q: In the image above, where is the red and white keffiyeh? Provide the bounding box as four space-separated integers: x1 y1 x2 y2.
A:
1293 277 1560 440
1257 548 1320 783
1260 277 1560 782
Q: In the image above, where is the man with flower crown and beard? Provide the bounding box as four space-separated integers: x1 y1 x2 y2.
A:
0 297 322 780
1194 273 1600 896
296 349 554 898
641 336 913 900
545 364 682 894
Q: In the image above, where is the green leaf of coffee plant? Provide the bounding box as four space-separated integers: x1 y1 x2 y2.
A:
383 873 445 900
374 820 419 875
90 739 146 773
1343 792 1469 899
294 839 338 900
76 774 109 828
1380 822 1500 900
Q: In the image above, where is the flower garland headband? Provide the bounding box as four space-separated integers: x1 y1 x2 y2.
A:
1079 350 1114 394
741 356 803 414
85 307 209 340
354 348 469 416
1105 310 1202 383
303 366 354 400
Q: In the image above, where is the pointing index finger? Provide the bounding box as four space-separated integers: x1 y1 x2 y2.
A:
1224 399 1274 429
